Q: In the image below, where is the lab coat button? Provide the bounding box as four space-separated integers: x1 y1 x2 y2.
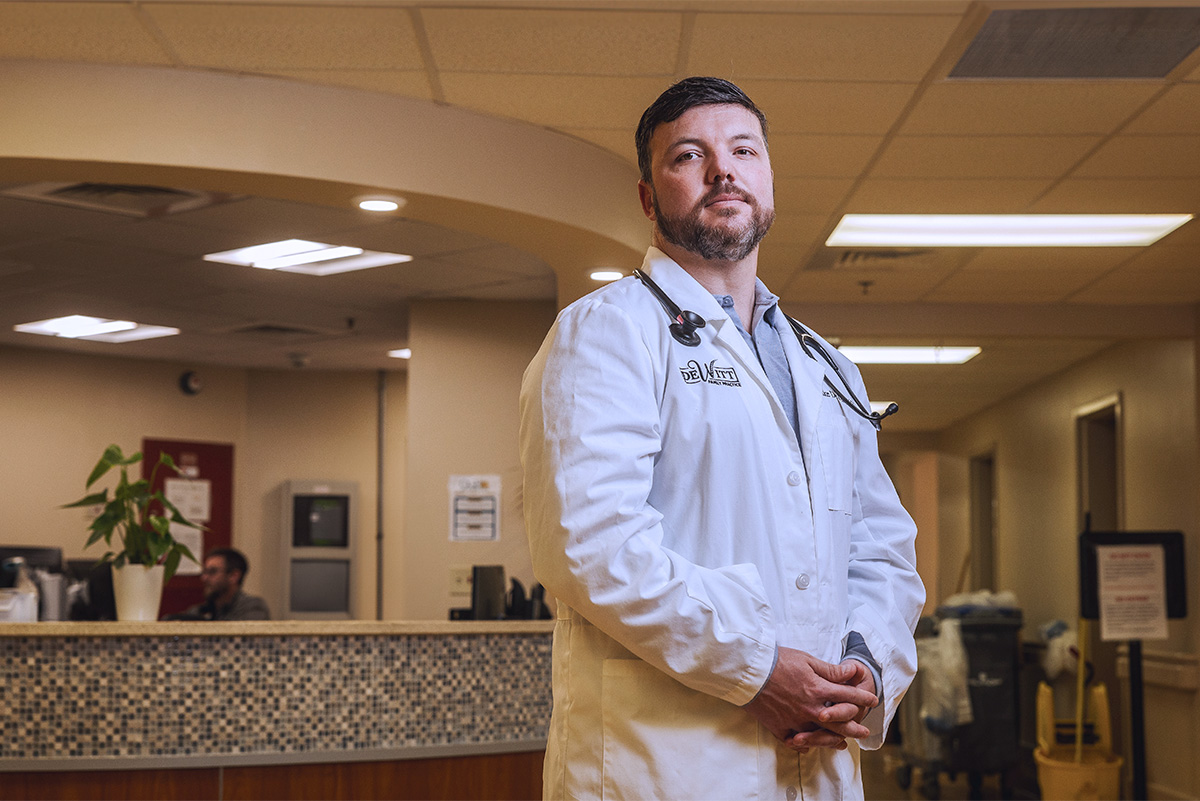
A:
786 786 798 801
786 471 802 486
795 573 811 590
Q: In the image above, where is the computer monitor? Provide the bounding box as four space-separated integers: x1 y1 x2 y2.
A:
472 565 507 620
65 559 117 621
292 495 350 548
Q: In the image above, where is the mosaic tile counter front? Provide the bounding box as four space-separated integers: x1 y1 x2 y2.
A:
0 621 553 770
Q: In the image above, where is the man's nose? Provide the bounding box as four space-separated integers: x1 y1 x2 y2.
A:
707 152 736 184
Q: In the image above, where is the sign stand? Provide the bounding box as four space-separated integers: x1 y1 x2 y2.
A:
1079 530 1186 801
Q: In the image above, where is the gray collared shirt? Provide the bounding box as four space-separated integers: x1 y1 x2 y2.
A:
713 280 801 444
714 283 884 701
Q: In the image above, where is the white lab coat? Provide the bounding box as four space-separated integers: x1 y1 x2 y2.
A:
520 248 925 801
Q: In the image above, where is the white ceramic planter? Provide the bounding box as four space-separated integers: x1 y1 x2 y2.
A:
111 563 165 621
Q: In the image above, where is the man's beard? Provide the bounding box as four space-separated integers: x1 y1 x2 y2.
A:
653 180 776 263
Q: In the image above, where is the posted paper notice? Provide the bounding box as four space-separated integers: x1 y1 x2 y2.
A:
449 475 501 542
1097 544 1168 641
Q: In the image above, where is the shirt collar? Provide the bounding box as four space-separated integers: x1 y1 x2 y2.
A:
713 279 779 332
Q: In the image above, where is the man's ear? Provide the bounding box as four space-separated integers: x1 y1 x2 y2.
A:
637 181 656 222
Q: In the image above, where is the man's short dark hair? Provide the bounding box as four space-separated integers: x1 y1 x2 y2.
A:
208 548 248 581
635 76 769 184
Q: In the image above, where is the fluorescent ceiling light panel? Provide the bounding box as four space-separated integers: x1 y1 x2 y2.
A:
388 348 412 359
204 239 411 275
827 214 1192 247
839 346 981 365
14 315 179 342
590 270 623 282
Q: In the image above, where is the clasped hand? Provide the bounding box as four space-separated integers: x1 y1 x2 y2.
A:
743 646 878 753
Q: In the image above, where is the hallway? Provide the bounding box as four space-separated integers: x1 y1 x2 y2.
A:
863 745 1014 801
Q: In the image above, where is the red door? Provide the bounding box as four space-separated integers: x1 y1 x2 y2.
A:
141 439 234 617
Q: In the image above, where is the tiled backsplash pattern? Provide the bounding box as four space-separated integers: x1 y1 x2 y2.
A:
1 633 552 760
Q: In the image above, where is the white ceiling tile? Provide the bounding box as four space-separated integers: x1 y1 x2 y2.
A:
1121 84 1200 134
846 178 1053 213
738 80 920 134
769 134 882 179
688 12 961 81
142 4 424 70
557 129 637 165
900 82 1162 135
1068 267 1200 304
1030 179 1200 213
766 214 834 246
925 269 1106 303
1074 135 1200 178
781 263 958 304
871 136 1100 179
262 70 433 100
957 247 1134 273
422 8 680 76
1109 245 1198 273
441 73 667 129
775 178 856 217
0 2 171 65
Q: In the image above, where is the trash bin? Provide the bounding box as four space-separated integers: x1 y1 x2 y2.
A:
938 604 1023 799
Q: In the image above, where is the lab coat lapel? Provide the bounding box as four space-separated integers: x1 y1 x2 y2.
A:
640 251 794 438
773 311 828 473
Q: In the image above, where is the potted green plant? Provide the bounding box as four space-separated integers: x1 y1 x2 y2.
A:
64 444 201 620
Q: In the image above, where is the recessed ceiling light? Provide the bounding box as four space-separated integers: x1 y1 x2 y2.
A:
355 195 405 213
204 239 412 276
838 346 981 365
827 214 1193 247
388 348 412 359
14 315 179 342
590 270 623 282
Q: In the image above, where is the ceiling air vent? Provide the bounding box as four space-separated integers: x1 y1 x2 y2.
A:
0 182 240 218
230 323 331 337
951 7 1200 79
806 248 937 272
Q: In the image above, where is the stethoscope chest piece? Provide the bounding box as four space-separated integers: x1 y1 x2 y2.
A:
670 310 706 346
634 269 706 346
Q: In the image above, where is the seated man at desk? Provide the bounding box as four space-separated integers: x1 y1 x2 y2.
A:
176 548 270 621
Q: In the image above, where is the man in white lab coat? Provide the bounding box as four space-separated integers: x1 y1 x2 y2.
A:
520 77 925 801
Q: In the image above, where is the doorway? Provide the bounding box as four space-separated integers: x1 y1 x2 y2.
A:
1074 395 1126 775
968 452 997 592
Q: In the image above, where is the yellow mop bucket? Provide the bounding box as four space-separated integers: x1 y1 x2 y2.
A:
1034 681 1123 800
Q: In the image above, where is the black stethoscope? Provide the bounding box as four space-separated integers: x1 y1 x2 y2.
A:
633 269 899 430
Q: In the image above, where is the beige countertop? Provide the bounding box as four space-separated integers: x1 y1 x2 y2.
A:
0 619 555 637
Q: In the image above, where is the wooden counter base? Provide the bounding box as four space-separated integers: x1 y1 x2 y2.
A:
0 750 545 801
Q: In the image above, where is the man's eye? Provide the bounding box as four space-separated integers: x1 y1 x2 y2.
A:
676 152 699 162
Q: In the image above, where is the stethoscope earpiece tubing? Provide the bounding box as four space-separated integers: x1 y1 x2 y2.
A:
633 270 897 429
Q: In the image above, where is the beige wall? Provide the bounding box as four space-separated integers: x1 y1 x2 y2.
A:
924 337 1199 800
403 299 557 620
6 296 558 625
241 369 407 620
1 344 405 617
3 345 248 565
934 338 1196 646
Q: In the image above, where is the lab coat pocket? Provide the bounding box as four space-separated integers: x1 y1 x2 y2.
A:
600 659 760 801
818 411 856 513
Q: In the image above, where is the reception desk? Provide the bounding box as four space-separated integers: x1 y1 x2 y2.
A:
0 620 553 800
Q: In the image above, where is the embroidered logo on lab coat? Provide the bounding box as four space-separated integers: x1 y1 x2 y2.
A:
680 359 742 387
